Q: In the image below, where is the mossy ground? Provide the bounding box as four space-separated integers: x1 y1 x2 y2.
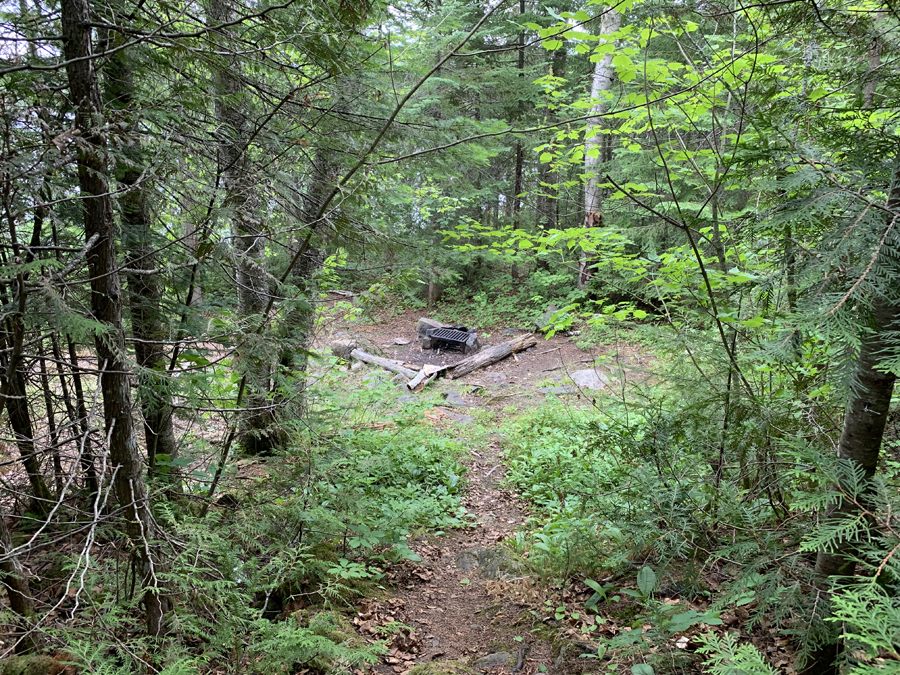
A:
407 661 477 675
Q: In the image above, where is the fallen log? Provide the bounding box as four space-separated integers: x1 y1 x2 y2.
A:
406 363 447 392
331 340 418 379
449 334 537 379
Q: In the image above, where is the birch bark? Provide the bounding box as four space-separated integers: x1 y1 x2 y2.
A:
579 7 621 289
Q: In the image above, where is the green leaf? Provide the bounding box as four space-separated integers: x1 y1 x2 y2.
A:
668 610 700 633
584 579 604 593
460 579 470 585
637 566 657 597
631 666 654 675
740 316 765 328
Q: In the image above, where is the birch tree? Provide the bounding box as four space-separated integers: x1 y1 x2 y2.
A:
579 6 620 289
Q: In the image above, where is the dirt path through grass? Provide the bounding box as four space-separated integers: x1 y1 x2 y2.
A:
361 433 565 675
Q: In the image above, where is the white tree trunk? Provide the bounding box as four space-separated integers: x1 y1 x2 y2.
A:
579 7 621 289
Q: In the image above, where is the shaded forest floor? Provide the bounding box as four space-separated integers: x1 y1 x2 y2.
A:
319 308 799 675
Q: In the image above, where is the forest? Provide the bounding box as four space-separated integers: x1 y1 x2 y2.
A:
0 0 899 673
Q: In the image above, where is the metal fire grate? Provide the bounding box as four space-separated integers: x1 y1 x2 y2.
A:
426 326 477 352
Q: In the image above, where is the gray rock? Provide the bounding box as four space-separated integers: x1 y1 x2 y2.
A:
481 372 508 384
397 394 418 405
436 407 475 424
474 652 516 670
456 550 479 571
538 385 576 395
417 317 447 338
350 361 363 371
569 369 608 390
442 391 468 408
534 304 559 332
394 337 411 345
502 327 517 336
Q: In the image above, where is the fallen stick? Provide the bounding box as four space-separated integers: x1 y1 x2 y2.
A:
449 334 537 379
331 339 418 379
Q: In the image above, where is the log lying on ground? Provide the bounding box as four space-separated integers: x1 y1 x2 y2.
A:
448 334 536 379
331 339 418 379
406 363 447 392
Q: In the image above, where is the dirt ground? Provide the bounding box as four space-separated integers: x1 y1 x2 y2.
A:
354 431 601 675
319 305 654 396
329 307 650 675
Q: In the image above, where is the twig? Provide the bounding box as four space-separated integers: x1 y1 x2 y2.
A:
875 539 900 579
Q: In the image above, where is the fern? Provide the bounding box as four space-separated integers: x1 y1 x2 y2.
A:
830 585 900 674
697 632 779 675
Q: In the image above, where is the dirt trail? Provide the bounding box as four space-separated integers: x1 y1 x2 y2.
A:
361 436 565 675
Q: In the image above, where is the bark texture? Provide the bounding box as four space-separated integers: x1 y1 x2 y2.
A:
60 0 169 635
105 45 179 480
449 334 536 379
277 151 331 418
815 298 898 578
0 514 37 652
807 173 900 675
208 0 274 454
579 7 620 289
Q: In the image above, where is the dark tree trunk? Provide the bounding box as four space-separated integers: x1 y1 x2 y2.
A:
0 174 53 517
104 45 179 481
277 152 332 416
6 368 53 516
38 345 63 494
60 0 169 635
208 0 275 454
806 173 900 675
58 335 99 495
815 294 899 579
0 513 37 653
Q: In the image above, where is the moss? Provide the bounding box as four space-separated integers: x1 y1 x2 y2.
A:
0 655 65 675
306 610 365 647
606 604 640 624
407 661 477 675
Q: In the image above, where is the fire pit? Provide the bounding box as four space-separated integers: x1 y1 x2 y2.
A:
417 318 481 354
427 326 478 353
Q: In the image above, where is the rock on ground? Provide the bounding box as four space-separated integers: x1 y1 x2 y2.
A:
473 652 517 670
441 391 468 408
569 369 608 390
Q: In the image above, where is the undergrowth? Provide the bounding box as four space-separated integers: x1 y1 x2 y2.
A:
498 332 900 674
46 375 472 674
